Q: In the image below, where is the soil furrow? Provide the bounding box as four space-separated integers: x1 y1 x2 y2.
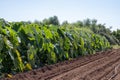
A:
49 50 119 80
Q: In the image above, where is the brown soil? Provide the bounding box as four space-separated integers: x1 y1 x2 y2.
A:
1 49 120 80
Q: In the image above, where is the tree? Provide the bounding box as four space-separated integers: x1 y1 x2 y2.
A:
42 16 60 25
83 18 91 27
113 29 120 43
91 19 97 25
48 16 60 25
74 21 83 27
43 18 49 25
62 21 68 25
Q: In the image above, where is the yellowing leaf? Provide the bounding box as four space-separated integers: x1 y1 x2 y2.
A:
7 74 12 78
25 63 32 70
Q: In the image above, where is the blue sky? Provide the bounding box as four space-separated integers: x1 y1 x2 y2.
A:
0 0 120 30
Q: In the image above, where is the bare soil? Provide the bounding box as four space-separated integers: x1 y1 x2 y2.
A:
1 49 120 80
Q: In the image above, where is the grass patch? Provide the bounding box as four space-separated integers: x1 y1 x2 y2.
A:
112 45 120 49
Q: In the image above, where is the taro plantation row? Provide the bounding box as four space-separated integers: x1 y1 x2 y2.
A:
0 16 120 78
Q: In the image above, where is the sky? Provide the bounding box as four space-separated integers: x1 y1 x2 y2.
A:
0 0 120 31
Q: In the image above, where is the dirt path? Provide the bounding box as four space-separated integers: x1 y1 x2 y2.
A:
1 49 120 80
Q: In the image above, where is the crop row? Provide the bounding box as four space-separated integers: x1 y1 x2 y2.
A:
0 23 110 77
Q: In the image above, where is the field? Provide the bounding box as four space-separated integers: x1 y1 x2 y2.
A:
0 18 120 80
1 49 120 80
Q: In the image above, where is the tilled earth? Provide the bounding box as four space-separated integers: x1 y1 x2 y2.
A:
1 49 120 80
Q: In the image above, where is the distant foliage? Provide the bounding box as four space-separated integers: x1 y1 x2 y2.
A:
112 29 120 45
43 16 59 25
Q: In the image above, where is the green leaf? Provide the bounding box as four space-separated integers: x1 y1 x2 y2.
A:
44 27 53 39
